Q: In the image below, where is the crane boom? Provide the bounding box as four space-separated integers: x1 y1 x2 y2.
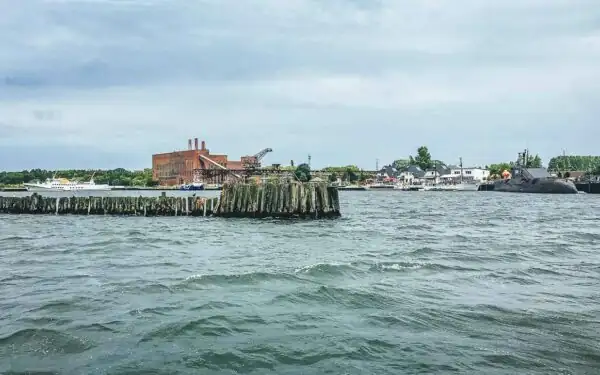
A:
199 154 242 178
241 148 273 169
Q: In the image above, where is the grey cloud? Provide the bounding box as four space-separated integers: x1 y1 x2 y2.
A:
0 0 599 169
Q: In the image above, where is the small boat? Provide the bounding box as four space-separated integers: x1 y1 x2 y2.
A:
396 184 425 191
179 182 205 191
454 182 479 191
368 182 395 190
338 184 370 191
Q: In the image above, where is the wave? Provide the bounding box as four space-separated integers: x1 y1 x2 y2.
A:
174 271 300 290
0 328 93 355
294 262 361 277
271 285 399 309
139 314 263 343
370 261 478 272
27 296 106 314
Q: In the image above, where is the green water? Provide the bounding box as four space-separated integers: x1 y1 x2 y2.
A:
1 191 599 374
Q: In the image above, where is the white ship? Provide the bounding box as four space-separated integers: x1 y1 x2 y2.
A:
24 175 111 192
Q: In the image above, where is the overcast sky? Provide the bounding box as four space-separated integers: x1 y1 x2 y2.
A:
1 0 599 170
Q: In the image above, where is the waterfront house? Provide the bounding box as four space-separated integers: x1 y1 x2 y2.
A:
397 166 425 184
376 166 398 181
448 166 489 182
423 165 450 184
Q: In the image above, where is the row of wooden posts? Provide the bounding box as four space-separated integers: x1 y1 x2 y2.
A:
0 182 341 219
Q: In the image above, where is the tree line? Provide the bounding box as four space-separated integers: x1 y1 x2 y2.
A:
0 169 158 187
547 156 600 174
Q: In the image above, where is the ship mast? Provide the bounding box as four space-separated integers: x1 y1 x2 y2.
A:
459 157 464 184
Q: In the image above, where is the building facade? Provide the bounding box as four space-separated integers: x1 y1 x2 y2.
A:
152 138 240 186
448 167 490 182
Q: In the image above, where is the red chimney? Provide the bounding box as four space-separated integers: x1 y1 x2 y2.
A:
201 140 206 151
194 138 198 150
188 139 192 150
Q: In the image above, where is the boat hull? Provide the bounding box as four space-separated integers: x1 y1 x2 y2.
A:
338 186 369 191
179 185 205 191
454 183 479 191
493 178 578 194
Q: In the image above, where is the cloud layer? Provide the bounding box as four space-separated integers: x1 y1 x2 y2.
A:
1 0 599 170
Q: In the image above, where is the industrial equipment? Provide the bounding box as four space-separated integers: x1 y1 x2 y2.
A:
241 148 273 169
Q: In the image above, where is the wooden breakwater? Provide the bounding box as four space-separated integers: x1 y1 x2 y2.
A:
215 181 341 218
0 193 219 216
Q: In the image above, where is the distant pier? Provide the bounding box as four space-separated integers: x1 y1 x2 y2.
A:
0 193 219 216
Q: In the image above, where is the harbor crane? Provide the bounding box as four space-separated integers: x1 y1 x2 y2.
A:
241 148 273 169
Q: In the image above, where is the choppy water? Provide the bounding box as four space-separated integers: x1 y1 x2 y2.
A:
1 191 599 374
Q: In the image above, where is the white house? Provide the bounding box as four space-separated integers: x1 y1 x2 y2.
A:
397 166 425 184
448 167 490 182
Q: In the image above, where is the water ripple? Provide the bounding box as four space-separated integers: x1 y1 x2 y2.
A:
0 191 599 374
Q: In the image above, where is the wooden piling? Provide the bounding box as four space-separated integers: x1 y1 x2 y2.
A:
0 193 219 217
215 181 341 219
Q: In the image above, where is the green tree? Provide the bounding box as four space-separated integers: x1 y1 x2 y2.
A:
412 146 433 170
392 159 411 171
294 163 311 182
328 172 338 183
527 154 542 168
547 155 600 172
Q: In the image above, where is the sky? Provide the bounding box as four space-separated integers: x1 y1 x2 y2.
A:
1 0 599 171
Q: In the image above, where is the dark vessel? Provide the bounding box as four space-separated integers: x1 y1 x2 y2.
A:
493 149 578 194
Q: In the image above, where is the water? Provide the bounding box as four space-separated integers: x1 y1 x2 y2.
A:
1 191 599 374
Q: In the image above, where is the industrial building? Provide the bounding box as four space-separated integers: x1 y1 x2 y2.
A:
152 138 271 186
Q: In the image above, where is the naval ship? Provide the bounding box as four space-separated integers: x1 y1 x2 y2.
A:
493 149 578 194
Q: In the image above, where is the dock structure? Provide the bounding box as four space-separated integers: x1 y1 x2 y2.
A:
215 181 341 218
0 182 342 218
0 193 219 216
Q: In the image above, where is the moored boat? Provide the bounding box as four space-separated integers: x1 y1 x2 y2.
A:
24 175 111 192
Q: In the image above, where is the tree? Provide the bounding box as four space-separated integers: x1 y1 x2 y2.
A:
392 159 411 171
412 146 433 170
328 172 338 183
294 163 311 182
527 154 542 168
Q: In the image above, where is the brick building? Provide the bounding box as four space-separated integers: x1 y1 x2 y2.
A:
152 138 242 186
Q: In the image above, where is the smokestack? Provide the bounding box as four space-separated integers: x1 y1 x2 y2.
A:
201 140 206 151
188 139 192 150
194 138 198 150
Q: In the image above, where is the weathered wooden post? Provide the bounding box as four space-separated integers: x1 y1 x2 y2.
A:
215 181 341 218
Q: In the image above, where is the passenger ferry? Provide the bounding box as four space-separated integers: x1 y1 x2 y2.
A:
24 176 111 191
